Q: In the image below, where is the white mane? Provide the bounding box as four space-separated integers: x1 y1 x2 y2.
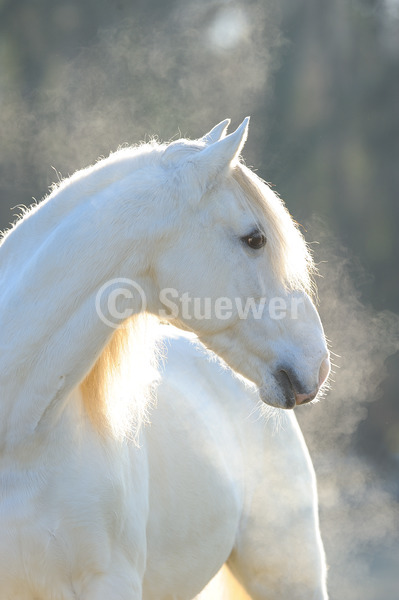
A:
231 165 315 294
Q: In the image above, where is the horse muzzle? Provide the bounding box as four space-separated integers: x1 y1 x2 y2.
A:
272 355 330 409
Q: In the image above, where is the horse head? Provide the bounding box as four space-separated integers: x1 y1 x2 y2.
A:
150 118 330 409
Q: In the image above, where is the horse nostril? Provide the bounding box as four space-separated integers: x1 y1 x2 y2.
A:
276 369 296 408
278 367 317 406
276 361 328 408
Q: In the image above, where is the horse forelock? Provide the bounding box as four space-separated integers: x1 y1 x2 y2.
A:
161 139 204 165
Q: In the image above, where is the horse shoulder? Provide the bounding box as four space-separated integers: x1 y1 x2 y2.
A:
143 331 244 599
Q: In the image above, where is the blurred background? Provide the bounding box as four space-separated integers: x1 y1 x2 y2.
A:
0 0 398 597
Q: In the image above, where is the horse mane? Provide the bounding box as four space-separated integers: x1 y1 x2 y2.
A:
232 164 315 296
80 313 160 442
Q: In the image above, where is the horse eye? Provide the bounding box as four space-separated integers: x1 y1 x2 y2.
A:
242 230 267 250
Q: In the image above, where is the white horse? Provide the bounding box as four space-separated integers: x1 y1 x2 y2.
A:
0 118 330 599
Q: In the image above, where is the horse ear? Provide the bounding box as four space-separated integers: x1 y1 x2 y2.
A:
192 117 250 184
201 119 231 145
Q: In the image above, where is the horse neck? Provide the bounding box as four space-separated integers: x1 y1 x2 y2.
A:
0 148 157 278
0 149 164 452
